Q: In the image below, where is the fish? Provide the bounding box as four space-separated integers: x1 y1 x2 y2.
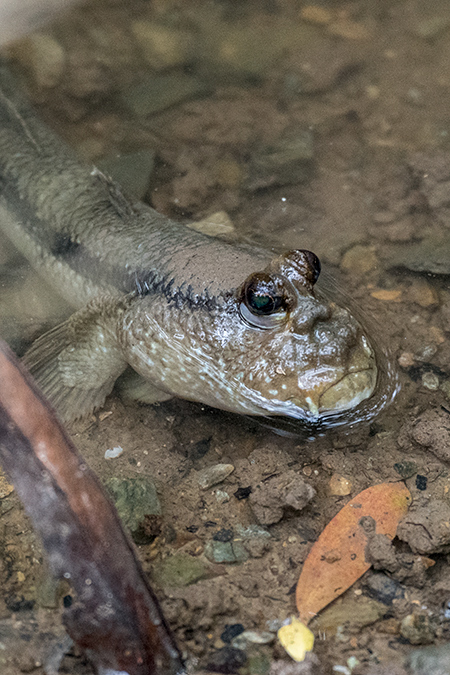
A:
0 60 390 429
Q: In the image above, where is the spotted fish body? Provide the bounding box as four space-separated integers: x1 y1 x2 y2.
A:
0 63 386 428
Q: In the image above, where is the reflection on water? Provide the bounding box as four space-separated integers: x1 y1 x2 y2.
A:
0 0 450 673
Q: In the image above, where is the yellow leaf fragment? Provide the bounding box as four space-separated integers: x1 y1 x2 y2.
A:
278 617 314 662
296 482 411 624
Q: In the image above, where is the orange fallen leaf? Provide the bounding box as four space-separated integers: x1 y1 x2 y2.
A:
296 482 411 624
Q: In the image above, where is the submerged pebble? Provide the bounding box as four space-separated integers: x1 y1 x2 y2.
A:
400 613 436 645
122 72 211 117
364 573 405 605
106 476 161 543
245 127 314 191
97 149 155 200
151 552 209 588
328 474 352 496
10 32 66 88
197 463 235 490
0 471 14 498
311 596 386 635
131 20 194 70
407 642 450 673
104 445 124 459
340 245 378 275
232 630 275 648
249 470 315 526
204 539 248 564
188 211 236 238
206 646 247 674
215 489 231 504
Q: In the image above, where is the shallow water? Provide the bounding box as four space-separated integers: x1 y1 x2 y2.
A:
1 1 450 673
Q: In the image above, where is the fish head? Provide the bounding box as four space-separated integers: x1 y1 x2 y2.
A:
225 249 381 426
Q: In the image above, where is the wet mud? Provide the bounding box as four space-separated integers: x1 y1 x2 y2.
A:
1 1 450 673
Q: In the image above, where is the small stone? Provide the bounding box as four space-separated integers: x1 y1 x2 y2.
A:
284 36 364 96
232 630 275 646
421 372 440 390
410 16 450 40
97 149 155 201
366 85 380 99
400 613 436 645
188 211 235 238
429 325 445 344
311 596 386 635
409 409 450 462
36 569 64 609
385 233 450 275
106 476 161 544
374 218 416 243
246 650 271 675
104 446 124 459
341 245 378 275
415 475 428 491
206 646 247 674
245 127 314 191
408 280 439 307
372 211 396 224
12 32 66 88
0 472 14 498
376 618 401 635
204 540 248 564
249 470 315 525
300 6 333 24
398 352 415 368
122 73 210 117
407 643 450 673
270 654 322 675
393 461 418 479
215 490 230 504
328 20 371 40
235 524 271 539
328 474 352 496
151 552 208 588
197 463 235 490
221 624 245 644
244 538 272 558
364 573 405 605
397 501 450 554
440 379 450 399
131 21 194 70
213 528 234 543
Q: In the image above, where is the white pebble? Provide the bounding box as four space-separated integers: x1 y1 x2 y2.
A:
104 446 124 459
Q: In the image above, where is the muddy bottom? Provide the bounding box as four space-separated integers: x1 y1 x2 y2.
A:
1 1 450 674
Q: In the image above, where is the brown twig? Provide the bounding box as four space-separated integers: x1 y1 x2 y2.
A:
0 339 184 675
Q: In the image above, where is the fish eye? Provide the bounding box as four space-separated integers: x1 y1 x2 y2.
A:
245 274 284 315
239 272 289 329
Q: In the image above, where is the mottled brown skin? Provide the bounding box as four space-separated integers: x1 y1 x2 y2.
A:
0 62 379 427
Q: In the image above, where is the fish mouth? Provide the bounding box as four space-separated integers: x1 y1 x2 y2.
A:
291 334 378 417
292 367 377 418
318 367 378 413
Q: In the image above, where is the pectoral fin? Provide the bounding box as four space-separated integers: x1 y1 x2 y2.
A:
115 368 173 405
23 297 128 421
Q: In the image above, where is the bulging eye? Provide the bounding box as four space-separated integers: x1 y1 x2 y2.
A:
239 272 289 329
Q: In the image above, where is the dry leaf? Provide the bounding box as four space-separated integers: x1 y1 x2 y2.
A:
296 482 411 624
